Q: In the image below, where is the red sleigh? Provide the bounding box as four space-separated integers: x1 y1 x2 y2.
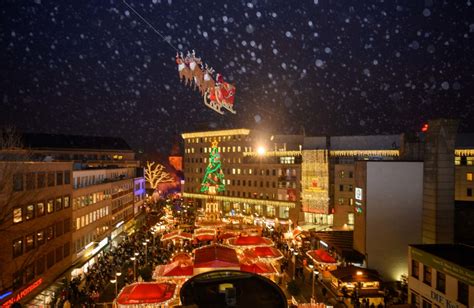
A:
204 82 236 115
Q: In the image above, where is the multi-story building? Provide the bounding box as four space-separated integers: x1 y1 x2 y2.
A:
0 133 145 306
182 129 302 227
0 160 73 307
408 244 474 308
352 160 424 281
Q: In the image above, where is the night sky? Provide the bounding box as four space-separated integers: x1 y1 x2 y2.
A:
1 0 473 154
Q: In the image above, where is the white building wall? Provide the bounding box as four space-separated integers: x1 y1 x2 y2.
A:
366 161 424 281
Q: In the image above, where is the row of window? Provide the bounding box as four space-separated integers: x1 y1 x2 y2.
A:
13 196 70 223
185 145 250 154
13 170 71 192
186 135 246 144
74 226 109 253
338 170 354 178
338 197 355 206
12 218 71 258
73 191 112 210
222 203 290 219
411 260 469 305
454 156 474 166
12 242 70 290
76 206 109 231
339 184 354 192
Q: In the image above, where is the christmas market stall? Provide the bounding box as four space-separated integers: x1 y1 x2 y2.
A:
114 282 177 308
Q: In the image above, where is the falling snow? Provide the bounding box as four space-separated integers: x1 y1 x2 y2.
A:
0 0 472 154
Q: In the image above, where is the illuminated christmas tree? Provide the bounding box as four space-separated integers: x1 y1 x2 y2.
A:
200 140 225 194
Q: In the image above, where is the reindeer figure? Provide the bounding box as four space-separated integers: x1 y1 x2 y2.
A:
189 51 203 91
176 52 193 86
201 64 216 94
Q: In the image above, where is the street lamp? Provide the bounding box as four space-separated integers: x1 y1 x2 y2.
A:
110 279 117 298
130 257 136 282
292 251 298 280
143 241 148 264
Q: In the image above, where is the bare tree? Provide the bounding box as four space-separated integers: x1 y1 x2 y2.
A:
144 161 174 190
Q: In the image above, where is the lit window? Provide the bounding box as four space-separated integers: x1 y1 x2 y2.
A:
237 146 241 152
37 202 45 216
25 204 35 220
47 200 54 213
266 205 276 217
348 213 354 225
232 146 236 152
25 234 35 252
232 168 236 174
467 173 473 181
13 207 22 223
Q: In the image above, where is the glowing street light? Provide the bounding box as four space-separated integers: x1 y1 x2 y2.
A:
257 146 266 156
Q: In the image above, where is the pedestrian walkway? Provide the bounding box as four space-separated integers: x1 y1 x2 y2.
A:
282 265 347 308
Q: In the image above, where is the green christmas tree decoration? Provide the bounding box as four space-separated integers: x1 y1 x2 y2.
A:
200 140 226 194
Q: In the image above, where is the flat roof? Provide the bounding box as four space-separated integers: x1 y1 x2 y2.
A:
410 244 474 270
21 133 132 151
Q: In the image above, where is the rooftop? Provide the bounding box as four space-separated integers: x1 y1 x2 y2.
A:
21 133 132 151
410 244 474 270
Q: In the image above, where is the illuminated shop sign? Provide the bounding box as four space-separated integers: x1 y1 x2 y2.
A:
1 278 42 307
355 187 363 201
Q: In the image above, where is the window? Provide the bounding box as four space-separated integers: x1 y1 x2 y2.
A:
63 242 70 257
279 206 289 219
24 264 35 283
13 207 23 223
338 198 345 205
64 218 71 233
348 213 354 225
468 188 472 197
436 271 445 293
37 202 45 217
13 238 23 258
423 265 432 286
25 204 35 220
339 170 345 178
36 255 45 275
266 205 276 217
255 205 263 215
46 225 54 241
25 234 35 252
422 298 432 308
47 172 55 187
47 251 54 268
56 172 63 185
348 185 353 192
458 281 468 305
412 260 419 279
467 172 473 181
13 173 23 191
55 197 63 211
55 246 63 262
349 171 353 178
26 173 36 190
349 198 354 206
64 170 71 185
37 230 45 246
55 221 64 237
37 172 46 188
64 196 70 208
47 200 54 213
339 185 344 192
410 291 420 307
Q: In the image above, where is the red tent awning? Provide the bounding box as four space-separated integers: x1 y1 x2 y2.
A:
161 230 193 241
195 234 215 241
172 252 192 263
226 236 273 248
116 282 176 306
194 245 240 268
306 249 338 264
240 262 277 275
154 261 193 279
244 247 284 260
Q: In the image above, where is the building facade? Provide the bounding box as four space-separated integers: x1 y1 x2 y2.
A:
0 133 145 306
408 244 474 308
0 161 73 306
182 129 301 227
353 161 424 281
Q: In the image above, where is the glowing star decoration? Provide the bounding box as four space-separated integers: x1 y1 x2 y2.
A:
200 140 226 194
176 51 236 115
